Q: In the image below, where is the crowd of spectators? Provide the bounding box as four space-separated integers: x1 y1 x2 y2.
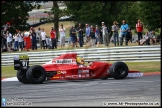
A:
1 19 161 52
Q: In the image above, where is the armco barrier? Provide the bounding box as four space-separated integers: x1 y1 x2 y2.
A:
1 45 161 66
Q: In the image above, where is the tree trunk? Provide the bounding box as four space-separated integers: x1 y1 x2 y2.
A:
53 1 59 43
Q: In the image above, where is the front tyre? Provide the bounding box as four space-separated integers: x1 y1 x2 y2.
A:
109 62 128 79
26 65 46 84
17 70 30 84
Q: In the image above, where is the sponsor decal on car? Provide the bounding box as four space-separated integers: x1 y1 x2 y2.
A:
72 75 78 78
19 55 29 59
57 71 61 74
14 55 19 60
57 71 66 74
53 76 59 78
86 74 89 77
78 69 89 73
127 73 143 77
82 75 85 77
52 59 76 64
78 74 81 77
14 64 20 66
65 75 72 78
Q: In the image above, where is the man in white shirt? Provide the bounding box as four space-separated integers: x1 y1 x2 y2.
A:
17 31 24 51
41 28 47 49
59 24 66 48
6 31 12 52
13 33 19 51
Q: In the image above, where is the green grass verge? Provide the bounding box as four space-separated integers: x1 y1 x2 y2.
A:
1 61 160 78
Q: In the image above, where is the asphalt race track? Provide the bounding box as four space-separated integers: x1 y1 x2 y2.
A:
1 75 161 107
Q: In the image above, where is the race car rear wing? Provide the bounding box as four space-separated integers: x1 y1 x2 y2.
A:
13 55 29 70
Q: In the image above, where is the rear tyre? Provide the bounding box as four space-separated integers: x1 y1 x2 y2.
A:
26 65 46 84
109 62 128 79
17 70 30 84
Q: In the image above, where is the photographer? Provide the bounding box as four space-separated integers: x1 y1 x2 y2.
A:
49 27 57 49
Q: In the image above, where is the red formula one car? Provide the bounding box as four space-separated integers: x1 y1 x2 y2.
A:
13 53 143 84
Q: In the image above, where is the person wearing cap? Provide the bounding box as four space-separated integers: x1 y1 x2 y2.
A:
136 19 143 45
101 22 109 46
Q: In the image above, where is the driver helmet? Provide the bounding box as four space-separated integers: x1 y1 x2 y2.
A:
76 56 85 65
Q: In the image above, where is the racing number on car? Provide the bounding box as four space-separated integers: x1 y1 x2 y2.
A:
22 61 27 66
19 55 29 69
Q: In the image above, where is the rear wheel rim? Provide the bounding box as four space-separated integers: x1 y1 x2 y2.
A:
33 70 43 79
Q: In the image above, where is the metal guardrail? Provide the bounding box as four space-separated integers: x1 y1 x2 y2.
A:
1 45 161 66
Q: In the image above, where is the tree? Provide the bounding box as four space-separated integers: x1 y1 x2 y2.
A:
41 1 61 42
1 1 40 34
65 1 104 26
64 1 161 34
53 1 60 40
138 1 161 32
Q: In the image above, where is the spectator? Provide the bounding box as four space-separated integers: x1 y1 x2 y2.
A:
77 23 84 47
150 30 158 45
136 20 143 45
22 32 25 50
59 24 66 48
90 25 96 47
95 25 100 47
140 32 150 45
69 25 77 48
41 28 47 49
30 27 34 48
49 27 57 49
111 21 119 46
46 36 50 49
120 20 129 46
1 31 7 52
6 31 12 52
17 31 24 51
128 27 132 43
85 24 90 45
13 33 19 51
23 32 31 51
36 27 42 49
31 29 37 50
101 22 109 46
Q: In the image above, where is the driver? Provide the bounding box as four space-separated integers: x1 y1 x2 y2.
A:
76 56 86 67
76 56 94 67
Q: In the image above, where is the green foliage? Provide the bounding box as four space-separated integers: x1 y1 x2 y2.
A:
64 1 161 33
1 1 40 34
138 1 161 32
